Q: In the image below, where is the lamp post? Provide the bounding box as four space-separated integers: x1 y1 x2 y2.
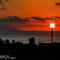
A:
50 23 55 43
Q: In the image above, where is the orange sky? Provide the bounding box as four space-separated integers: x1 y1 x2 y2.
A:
0 0 60 31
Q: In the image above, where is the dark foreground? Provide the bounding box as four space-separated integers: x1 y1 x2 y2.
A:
0 37 60 60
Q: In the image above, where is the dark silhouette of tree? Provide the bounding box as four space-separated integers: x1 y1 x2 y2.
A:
0 38 60 60
0 38 4 45
12 40 15 44
29 37 35 45
5 39 9 44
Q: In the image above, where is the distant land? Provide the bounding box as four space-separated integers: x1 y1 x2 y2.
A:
0 31 60 44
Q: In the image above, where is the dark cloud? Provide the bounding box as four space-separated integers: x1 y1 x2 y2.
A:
31 16 55 21
31 16 60 21
45 16 60 20
10 16 29 23
1 16 60 24
0 16 29 23
55 16 60 19
45 17 54 20
25 17 30 20
55 2 60 6
31 17 46 21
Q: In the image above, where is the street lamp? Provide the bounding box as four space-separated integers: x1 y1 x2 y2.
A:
50 23 55 43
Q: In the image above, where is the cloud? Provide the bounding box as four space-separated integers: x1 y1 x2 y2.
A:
1 16 60 24
31 16 55 21
0 16 29 23
31 17 46 21
45 16 60 20
45 17 54 20
55 2 60 6
46 16 60 20
55 16 60 19
10 16 29 23
31 16 60 21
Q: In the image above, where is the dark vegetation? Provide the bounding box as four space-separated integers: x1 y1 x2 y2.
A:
0 37 60 60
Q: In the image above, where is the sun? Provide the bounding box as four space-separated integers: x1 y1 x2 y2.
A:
50 23 55 28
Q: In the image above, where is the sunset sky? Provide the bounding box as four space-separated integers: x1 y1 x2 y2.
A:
0 0 60 31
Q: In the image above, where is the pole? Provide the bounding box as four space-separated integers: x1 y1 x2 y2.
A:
51 28 53 43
